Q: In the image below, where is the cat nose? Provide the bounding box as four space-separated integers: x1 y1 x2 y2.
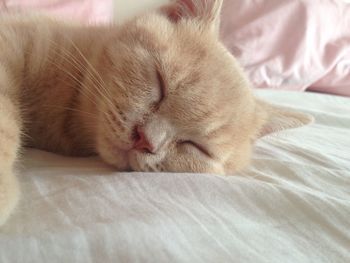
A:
133 126 155 154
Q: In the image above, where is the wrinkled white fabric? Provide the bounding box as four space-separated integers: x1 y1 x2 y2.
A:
0 90 349 263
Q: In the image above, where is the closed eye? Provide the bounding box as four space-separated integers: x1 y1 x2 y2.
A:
156 70 166 105
178 140 212 158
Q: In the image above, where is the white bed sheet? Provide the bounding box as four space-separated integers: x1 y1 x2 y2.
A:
0 90 349 263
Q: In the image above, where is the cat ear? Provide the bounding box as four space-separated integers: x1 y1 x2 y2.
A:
160 0 223 35
256 100 314 138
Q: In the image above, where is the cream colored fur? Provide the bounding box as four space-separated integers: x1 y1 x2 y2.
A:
0 0 312 225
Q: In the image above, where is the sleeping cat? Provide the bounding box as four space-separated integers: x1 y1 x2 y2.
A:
0 0 312 225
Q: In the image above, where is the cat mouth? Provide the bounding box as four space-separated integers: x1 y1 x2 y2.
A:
100 137 162 172
99 125 153 171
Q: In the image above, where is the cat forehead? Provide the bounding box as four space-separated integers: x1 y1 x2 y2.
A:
125 13 217 52
136 14 175 36
118 16 238 87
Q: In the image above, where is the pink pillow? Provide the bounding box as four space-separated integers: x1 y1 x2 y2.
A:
220 0 350 97
0 0 113 24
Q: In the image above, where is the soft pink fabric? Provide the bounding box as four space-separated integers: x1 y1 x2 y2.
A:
220 0 350 96
0 0 113 24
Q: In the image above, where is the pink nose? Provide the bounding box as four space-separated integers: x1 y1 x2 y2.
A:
133 126 154 154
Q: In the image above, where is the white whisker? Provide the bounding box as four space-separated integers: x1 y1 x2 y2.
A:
65 37 116 110
42 104 99 120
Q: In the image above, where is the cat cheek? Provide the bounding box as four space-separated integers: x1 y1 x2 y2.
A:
168 149 224 174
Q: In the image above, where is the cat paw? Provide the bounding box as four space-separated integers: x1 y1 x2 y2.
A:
0 171 20 226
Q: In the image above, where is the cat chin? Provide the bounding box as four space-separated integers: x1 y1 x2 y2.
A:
99 151 131 171
95 133 134 170
96 144 131 171
127 151 144 172
99 149 144 172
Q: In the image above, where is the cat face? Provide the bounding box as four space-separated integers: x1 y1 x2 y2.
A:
94 0 312 174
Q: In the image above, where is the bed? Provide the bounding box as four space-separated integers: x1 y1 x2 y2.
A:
1 90 349 263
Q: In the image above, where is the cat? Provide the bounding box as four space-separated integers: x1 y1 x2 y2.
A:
0 0 312 225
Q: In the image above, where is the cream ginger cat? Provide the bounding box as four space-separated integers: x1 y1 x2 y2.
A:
0 0 312 225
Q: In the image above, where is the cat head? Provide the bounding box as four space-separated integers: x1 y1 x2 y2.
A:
94 0 312 174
